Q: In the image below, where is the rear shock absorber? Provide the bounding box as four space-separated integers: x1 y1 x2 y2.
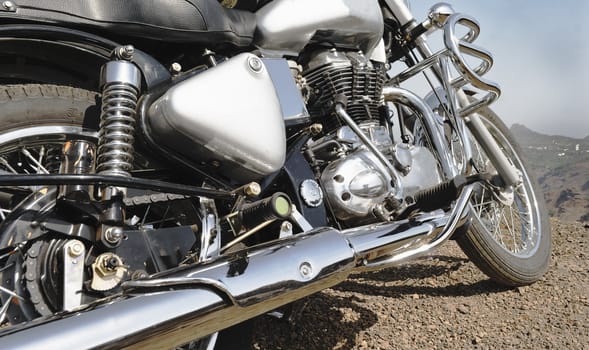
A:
96 45 142 247
97 46 140 177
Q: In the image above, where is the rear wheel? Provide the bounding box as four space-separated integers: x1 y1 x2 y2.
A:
457 108 551 286
0 84 99 324
0 84 250 349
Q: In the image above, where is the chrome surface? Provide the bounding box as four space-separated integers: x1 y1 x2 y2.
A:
335 124 393 153
320 120 441 222
99 60 142 90
62 240 85 311
198 333 218 350
58 140 96 198
428 3 455 28
304 50 386 132
97 60 141 178
0 202 475 349
397 145 442 195
148 53 286 181
290 205 313 231
382 86 456 178
389 14 500 119
469 116 541 257
464 114 520 187
0 126 97 150
198 198 220 262
262 58 310 122
279 221 293 238
443 15 500 117
299 179 323 208
256 0 383 57
321 149 391 221
382 0 414 27
334 105 403 199
360 185 473 270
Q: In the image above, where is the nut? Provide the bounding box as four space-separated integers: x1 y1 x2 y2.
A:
68 241 85 258
104 227 123 244
244 182 261 197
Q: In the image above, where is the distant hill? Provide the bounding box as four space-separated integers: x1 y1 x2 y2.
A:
510 124 589 222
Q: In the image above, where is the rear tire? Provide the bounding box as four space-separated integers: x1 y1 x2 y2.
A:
457 108 551 286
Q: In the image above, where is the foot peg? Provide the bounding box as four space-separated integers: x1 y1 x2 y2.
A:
404 174 491 216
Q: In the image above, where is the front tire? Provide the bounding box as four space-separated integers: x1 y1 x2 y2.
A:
457 108 551 286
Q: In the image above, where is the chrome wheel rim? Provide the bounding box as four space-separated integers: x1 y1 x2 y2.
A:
469 116 541 258
0 125 97 325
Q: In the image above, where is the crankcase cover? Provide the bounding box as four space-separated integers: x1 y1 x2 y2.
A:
321 150 392 221
147 53 286 182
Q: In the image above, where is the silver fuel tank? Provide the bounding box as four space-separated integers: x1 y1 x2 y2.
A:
147 53 302 182
255 0 384 56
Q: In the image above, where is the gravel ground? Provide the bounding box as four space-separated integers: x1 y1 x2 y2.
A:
251 219 588 349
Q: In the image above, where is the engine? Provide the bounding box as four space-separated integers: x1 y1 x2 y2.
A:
301 49 442 224
303 49 387 133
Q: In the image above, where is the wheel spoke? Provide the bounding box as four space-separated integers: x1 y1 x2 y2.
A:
0 296 12 324
0 157 17 174
0 285 24 301
21 148 49 174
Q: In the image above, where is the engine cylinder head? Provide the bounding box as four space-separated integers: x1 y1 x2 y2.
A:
302 49 386 134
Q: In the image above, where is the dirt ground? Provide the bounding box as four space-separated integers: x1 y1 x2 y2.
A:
251 219 588 349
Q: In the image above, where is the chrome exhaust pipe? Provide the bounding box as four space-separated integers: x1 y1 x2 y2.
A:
0 189 470 349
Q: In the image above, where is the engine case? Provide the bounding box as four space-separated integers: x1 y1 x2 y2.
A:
147 53 289 182
321 144 442 223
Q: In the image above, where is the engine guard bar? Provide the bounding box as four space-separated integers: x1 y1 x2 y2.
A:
0 185 472 349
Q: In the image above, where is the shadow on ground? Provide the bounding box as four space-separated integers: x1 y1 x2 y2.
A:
251 253 511 349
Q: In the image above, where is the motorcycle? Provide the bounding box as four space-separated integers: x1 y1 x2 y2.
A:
0 0 550 348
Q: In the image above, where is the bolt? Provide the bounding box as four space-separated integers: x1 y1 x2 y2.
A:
68 241 84 257
115 45 134 60
2 1 14 10
104 227 123 244
299 262 313 280
131 270 148 280
281 221 293 232
309 123 323 136
170 62 182 74
248 57 264 73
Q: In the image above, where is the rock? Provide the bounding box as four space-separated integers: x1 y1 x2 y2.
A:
457 305 470 315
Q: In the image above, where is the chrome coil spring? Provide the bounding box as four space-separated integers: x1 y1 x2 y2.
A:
44 146 62 173
96 60 141 178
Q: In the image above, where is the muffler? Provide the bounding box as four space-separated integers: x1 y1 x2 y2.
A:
0 188 470 349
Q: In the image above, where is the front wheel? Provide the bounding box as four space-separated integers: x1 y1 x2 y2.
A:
457 107 551 286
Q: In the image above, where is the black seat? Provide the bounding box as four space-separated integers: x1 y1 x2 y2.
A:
0 0 256 47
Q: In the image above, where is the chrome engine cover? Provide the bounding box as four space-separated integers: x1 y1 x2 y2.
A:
321 127 443 222
321 148 391 221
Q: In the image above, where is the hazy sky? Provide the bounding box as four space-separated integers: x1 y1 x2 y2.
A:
406 1 588 138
